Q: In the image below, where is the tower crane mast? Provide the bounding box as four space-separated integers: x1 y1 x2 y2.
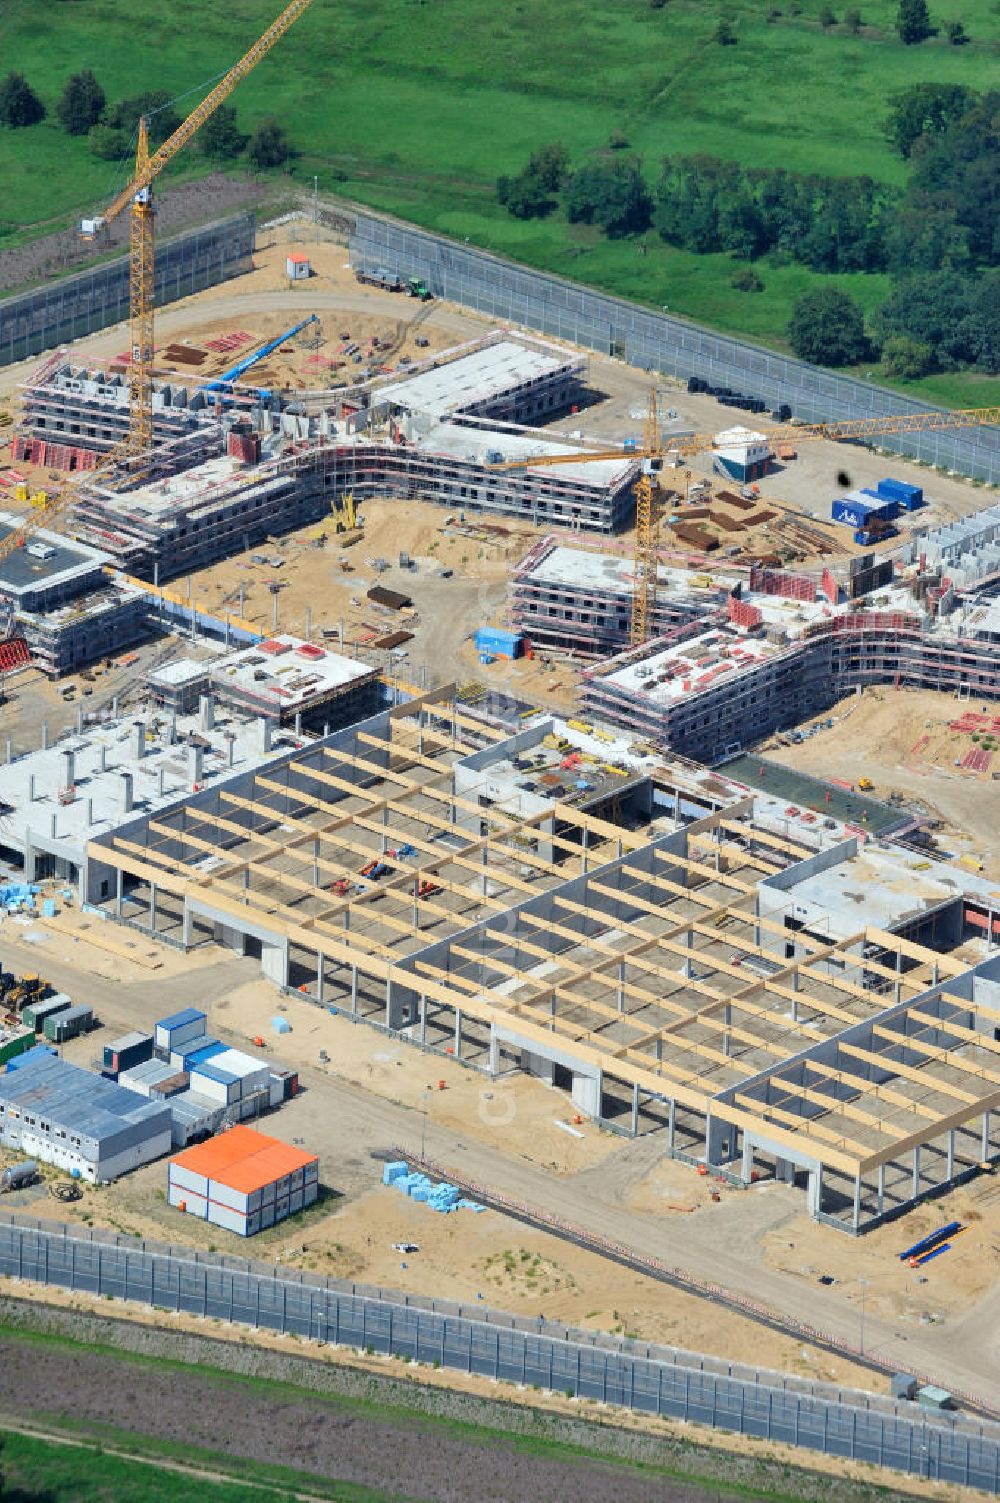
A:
80 0 316 468
494 404 1000 647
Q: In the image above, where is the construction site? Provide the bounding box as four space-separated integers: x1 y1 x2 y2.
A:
2 0 1000 1485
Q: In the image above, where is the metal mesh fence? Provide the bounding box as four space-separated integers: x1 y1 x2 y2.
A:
349 213 1000 485
0 1215 997 1490
0 214 256 368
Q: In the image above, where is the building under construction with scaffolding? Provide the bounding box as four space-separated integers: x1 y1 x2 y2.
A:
503 530 1000 761
79 687 1000 1235
13 332 637 585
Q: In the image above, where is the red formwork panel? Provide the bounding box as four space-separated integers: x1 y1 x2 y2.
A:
749 565 817 603
727 593 763 629
0 638 30 673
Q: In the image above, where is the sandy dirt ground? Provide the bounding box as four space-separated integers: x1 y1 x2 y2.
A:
762 686 1000 877
6 914 1000 1405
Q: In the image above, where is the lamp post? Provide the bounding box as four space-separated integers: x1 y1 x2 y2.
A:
420 1084 431 1160
858 1277 868 1356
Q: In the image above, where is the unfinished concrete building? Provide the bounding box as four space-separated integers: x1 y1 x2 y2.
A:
509 537 730 657
71 428 636 583
582 607 1000 763
79 689 1000 1233
14 358 222 476
0 517 152 676
209 634 380 732
372 335 586 427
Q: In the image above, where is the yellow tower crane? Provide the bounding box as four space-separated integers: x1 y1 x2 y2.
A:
630 388 661 647
80 0 316 469
495 404 1000 646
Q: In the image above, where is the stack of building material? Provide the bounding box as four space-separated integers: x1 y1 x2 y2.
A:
383 1159 484 1213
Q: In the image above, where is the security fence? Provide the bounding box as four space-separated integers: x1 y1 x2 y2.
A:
349 211 1000 485
0 1214 998 1490
0 214 255 368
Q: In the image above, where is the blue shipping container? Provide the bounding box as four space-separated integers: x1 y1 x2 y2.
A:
7 1043 56 1074
474 627 523 658
832 498 873 528
877 477 923 510
184 1041 227 1068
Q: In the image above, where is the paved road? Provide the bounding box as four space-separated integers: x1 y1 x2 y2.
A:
2 928 996 1411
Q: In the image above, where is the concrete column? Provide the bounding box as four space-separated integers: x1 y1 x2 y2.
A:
807 1166 823 1217
295 711 302 736
131 721 145 760
199 695 215 731
115 865 123 919
947 1129 955 1180
41 723 48 750
453 1007 462 1060
419 993 427 1044
630 1081 640 1137
316 951 325 1006
97 744 107 773
983 1111 991 1161
312 837 320 888
488 1028 499 1077
149 882 157 935
119 772 133 813
28 774 36 802
617 958 625 1014
188 745 204 786
912 1144 921 1200
571 1067 601 1119
852 1175 862 1233
350 965 358 1015
581 825 589 874
5 738 11 763
877 1162 885 1215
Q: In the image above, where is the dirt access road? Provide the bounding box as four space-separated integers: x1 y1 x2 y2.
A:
1 925 997 1413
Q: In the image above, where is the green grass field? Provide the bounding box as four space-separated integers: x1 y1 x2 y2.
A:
3 0 1000 403
0 1430 397 1502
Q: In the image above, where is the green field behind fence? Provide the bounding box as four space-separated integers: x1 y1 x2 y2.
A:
3 0 1000 404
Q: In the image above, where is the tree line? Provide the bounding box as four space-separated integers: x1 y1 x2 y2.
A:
495 77 1000 373
0 70 292 172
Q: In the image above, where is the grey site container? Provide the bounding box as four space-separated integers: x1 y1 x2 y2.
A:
44 1004 93 1043
22 994 72 1031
